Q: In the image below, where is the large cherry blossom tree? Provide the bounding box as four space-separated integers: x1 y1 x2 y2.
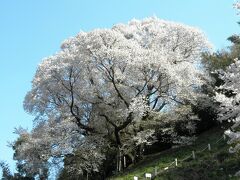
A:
14 17 212 177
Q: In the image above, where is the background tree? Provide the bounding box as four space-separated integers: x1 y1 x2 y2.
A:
209 1 240 176
214 60 240 176
199 31 240 133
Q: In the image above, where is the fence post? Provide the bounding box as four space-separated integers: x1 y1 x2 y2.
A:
192 151 195 159
208 144 211 151
133 176 138 180
154 166 158 175
116 154 119 172
145 173 152 179
223 134 226 141
119 151 122 172
124 156 126 168
175 158 178 166
164 167 169 170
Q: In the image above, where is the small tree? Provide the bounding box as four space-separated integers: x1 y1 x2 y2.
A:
0 161 13 180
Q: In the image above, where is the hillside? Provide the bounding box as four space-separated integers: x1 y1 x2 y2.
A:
109 127 240 180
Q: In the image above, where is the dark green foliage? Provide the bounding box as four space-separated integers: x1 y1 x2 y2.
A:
227 34 240 45
202 33 240 73
202 51 235 72
193 96 219 133
201 35 240 89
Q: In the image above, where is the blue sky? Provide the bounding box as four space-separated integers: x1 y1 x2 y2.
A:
0 0 239 175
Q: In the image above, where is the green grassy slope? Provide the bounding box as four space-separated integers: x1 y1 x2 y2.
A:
109 127 240 180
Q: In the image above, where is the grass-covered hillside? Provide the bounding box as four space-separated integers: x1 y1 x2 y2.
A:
109 127 240 180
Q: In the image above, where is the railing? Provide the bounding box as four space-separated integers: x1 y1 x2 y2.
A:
133 134 227 180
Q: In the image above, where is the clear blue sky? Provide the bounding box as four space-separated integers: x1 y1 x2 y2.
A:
0 0 239 175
